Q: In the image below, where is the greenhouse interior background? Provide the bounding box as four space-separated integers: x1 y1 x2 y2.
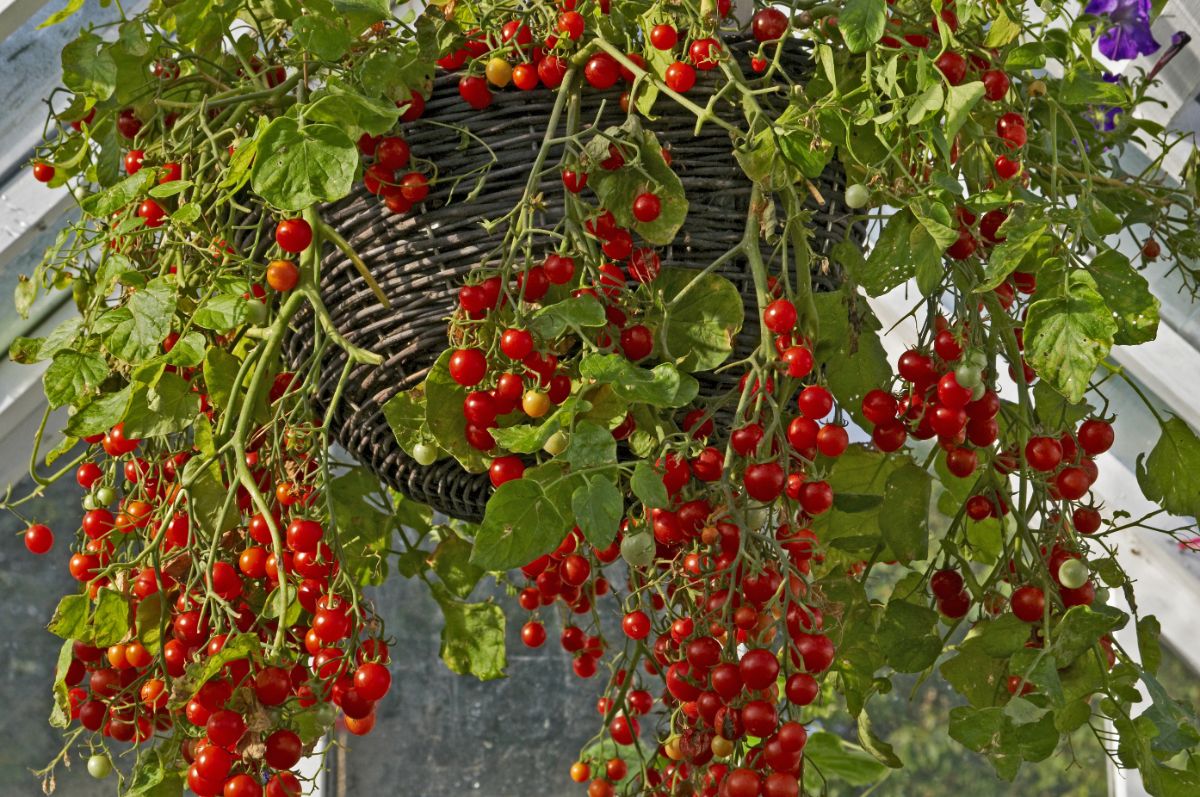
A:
2 0 1200 795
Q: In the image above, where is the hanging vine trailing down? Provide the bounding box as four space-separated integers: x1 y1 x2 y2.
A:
6 0 1200 795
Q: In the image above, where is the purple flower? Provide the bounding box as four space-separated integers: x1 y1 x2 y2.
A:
1084 0 1161 61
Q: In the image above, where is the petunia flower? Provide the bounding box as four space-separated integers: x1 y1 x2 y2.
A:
1084 0 1161 61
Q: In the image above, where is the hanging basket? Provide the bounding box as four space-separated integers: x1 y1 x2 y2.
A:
284 39 861 522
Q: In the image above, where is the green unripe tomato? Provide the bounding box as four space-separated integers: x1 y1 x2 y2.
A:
620 532 655 568
82 494 97 511
967 350 988 369
88 754 112 780
411 443 438 466
955 363 983 389
844 183 870 209
970 382 986 401
95 486 116 506
1058 558 1090 589
543 430 568 456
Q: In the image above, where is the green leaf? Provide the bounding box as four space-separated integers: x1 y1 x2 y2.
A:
984 7 1022 47
529 295 607 340
579 354 698 407
1005 42 1047 69
941 645 1006 708
572 475 623 549
1060 70 1126 106
250 117 359 211
90 588 130 647
193 294 255 332
1138 615 1163 675
96 277 176 362
43 349 108 409
489 396 590 454
777 125 833 179
65 386 133 438
943 81 986 142
135 593 167 655
382 383 438 458
162 331 206 367
40 0 87 28
425 350 490 472
565 421 617 471
878 600 940 672
1033 379 1093 430
630 462 670 509
292 15 354 60
978 213 1049 291
584 118 687 245
329 468 396 586
812 289 892 429
878 462 930 563
49 639 75 729
332 0 393 23
187 633 261 694
838 0 887 54
470 476 572 571
907 82 944 126
856 710 904 768
1137 417 1200 520
80 168 156 217
801 732 889 789
971 614 1035 658
643 269 744 372
1024 271 1117 403
1051 605 1125 666
304 87 402 138
48 594 91 641
124 372 201 437
201 347 243 412
853 210 932 296
433 588 506 681
1089 248 1160 345
61 31 117 101
431 529 484 599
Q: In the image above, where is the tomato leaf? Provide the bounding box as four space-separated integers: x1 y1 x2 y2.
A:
135 593 167 655
49 639 75 729
878 462 931 563
124 372 201 438
1024 271 1116 403
630 462 670 509
643 269 744 372
425 350 490 472
65 385 133 438
1088 248 1160 345
250 117 359 211
529 295 607 340
572 475 623 549
1136 416 1200 520
431 528 484 599
61 31 117 101
470 474 573 571
90 588 131 647
564 421 617 471
838 0 887 54
43 349 108 409
432 586 507 681
48 594 91 641
584 118 687 246
329 467 396 586
877 599 940 672
579 355 698 408
95 277 176 362
80 168 156 217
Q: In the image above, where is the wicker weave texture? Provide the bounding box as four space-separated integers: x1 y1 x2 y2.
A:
285 42 859 522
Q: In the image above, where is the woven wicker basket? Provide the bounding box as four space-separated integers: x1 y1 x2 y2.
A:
284 39 860 522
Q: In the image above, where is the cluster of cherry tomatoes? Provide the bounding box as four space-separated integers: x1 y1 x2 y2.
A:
27 383 393 795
